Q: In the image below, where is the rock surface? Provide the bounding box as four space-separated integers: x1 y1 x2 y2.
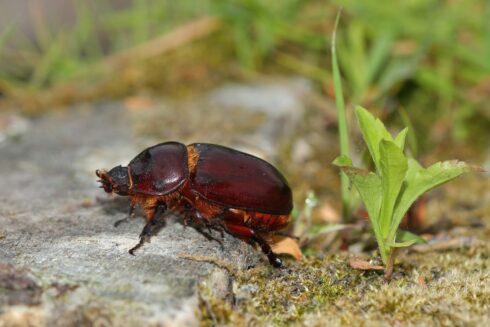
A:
0 80 307 326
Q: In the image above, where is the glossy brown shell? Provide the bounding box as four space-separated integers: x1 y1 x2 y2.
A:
190 143 293 215
129 142 188 195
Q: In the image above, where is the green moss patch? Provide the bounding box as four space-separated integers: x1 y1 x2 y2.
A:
199 177 490 326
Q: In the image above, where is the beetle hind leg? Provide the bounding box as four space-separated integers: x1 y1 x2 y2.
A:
253 234 282 268
224 224 282 268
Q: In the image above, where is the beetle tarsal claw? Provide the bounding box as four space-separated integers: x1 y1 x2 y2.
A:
128 234 151 255
114 217 129 227
270 256 283 268
128 242 142 255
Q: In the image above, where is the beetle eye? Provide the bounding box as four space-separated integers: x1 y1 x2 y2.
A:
96 169 101 178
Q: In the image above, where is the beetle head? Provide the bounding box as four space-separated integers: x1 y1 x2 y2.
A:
96 165 130 196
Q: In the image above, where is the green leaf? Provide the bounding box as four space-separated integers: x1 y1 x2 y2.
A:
378 140 408 237
394 127 409 152
333 158 385 260
398 108 418 156
342 167 382 226
395 230 427 246
390 230 426 248
355 106 393 171
332 155 352 166
388 159 472 241
332 159 382 224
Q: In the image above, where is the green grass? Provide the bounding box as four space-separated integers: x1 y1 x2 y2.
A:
0 0 488 151
0 0 213 88
331 9 350 221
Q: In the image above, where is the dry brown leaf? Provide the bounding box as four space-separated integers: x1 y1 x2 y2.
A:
269 236 303 260
349 256 384 271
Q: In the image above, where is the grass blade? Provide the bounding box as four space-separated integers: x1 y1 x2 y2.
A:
331 8 350 220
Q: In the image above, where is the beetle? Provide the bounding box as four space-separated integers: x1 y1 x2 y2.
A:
96 142 293 267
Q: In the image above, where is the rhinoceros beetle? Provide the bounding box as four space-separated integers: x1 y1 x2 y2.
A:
96 142 293 267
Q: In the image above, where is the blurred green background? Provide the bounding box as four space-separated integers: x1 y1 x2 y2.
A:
0 0 488 155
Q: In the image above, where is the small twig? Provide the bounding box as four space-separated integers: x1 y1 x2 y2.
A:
178 253 236 275
302 223 362 248
410 237 477 254
349 256 384 271
104 16 221 68
3 16 223 113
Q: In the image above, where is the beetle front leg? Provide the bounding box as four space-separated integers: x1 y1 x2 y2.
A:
114 204 136 227
224 223 282 268
129 204 167 255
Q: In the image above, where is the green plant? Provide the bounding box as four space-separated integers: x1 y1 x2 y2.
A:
335 0 490 148
333 106 474 279
212 0 305 69
331 10 351 220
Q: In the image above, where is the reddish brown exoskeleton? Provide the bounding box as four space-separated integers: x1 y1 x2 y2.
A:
96 142 293 267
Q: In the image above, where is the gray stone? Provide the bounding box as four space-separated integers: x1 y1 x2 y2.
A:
208 78 308 156
0 104 254 326
0 79 306 326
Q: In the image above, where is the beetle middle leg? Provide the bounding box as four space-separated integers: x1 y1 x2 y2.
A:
129 204 167 255
201 210 227 240
192 225 224 248
224 223 282 268
184 209 225 247
114 204 136 227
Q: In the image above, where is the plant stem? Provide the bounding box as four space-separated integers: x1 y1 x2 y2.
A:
375 234 389 265
331 9 350 220
384 247 397 280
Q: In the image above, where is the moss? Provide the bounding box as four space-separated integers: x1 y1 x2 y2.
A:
199 255 361 325
200 247 490 326
235 258 346 324
198 176 490 326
